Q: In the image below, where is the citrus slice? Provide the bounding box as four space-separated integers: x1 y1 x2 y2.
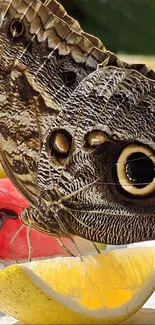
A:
0 247 155 324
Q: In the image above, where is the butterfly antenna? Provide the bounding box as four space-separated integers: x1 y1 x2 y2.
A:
9 224 25 263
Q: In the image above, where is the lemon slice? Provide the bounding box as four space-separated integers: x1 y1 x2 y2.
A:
0 247 155 324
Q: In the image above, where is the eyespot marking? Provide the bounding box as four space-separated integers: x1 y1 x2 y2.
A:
9 19 24 38
117 144 155 196
49 129 72 157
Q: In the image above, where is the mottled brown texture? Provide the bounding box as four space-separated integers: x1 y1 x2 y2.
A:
1 0 155 245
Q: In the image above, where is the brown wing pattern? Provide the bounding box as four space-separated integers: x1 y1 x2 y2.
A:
0 0 109 204
1 0 155 245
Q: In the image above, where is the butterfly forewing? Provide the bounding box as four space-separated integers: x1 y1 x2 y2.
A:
0 0 109 204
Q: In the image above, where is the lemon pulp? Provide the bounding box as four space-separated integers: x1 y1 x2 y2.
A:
0 248 154 324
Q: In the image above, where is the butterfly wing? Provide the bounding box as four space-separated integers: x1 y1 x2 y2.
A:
0 0 109 204
37 66 155 244
1 0 155 244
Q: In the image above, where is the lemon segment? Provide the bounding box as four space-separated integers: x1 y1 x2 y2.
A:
0 248 155 324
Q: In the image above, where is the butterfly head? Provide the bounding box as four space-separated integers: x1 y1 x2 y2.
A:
20 200 72 238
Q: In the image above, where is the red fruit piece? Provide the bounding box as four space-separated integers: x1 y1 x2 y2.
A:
0 178 70 261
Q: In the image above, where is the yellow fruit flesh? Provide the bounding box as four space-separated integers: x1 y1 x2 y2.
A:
0 264 124 325
26 249 155 309
0 248 155 324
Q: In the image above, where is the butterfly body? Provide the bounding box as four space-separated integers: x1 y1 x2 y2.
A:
1 0 155 245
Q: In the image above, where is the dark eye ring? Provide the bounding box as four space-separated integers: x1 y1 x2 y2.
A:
10 19 24 38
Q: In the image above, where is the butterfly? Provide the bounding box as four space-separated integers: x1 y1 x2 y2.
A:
0 0 155 246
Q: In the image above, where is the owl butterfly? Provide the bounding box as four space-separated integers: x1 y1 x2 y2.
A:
0 0 155 247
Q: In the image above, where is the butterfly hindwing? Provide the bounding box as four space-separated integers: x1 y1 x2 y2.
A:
36 66 155 244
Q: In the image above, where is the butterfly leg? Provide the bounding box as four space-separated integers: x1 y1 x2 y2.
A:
69 237 84 262
27 225 32 262
9 224 25 263
91 242 101 254
57 237 83 262
56 238 75 257
53 213 84 262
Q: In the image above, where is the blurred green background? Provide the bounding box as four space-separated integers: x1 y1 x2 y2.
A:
59 0 155 56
